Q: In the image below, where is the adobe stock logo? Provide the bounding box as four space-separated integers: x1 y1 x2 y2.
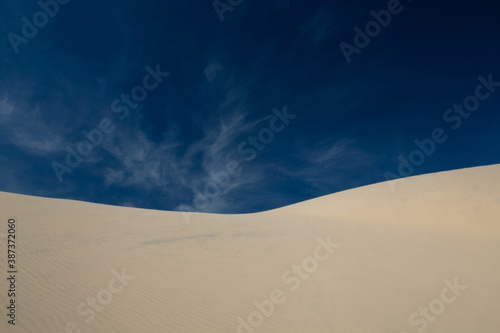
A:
399 278 467 333
56 268 135 333
384 73 499 192
233 236 340 333
7 0 72 54
212 0 244 22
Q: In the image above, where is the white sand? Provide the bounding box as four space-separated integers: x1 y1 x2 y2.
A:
0 164 499 332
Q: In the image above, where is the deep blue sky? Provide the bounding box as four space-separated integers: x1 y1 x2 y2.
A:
0 0 499 213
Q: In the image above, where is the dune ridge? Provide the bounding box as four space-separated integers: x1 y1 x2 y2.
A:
0 164 499 332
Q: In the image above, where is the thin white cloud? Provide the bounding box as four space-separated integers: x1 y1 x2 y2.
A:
104 168 125 187
275 138 375 192
204 60 222 83
0 97 66 154
298 7 336 45
0 93 14 116
301 138 355 164
102 129 173 189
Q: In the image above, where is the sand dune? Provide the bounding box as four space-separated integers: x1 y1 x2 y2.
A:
0 164 499 332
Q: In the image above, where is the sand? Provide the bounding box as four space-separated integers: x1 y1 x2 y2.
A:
0 164 499 333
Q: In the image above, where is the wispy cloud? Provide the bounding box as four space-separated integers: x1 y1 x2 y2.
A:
298 6 336 45
0 93 14 116
301 138 355 164
0 95 66 154
273 137 376 195
101 129 175 190
204 60 223 83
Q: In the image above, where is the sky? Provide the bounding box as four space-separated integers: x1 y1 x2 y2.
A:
0 0 499 214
